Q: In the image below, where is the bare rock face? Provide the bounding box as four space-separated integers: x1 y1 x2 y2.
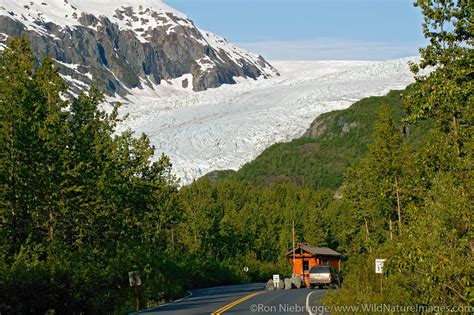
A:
0 1 278 98
304 118 328 138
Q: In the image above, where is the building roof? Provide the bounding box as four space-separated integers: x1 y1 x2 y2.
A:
285 244 342 257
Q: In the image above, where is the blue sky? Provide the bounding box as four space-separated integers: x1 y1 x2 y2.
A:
165 0 426 60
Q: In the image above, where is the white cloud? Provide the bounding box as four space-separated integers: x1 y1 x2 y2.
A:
237 38 424 60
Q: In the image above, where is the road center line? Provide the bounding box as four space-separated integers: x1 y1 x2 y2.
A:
211 291 265 315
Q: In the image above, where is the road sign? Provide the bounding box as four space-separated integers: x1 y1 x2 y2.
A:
375 259 386 274
243 266 249 272
129 271 142 287
273 274 280 287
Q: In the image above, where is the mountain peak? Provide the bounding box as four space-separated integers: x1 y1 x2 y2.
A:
1 0 184 25
1 0 278 98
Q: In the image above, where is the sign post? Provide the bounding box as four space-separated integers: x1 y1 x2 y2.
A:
273 274 280 288
129 271 142 311
375 259 386 297
292 221 296 277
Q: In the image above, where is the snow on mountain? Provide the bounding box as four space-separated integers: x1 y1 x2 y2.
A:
115 57 420 184
1 0 184 34
0 0 278 97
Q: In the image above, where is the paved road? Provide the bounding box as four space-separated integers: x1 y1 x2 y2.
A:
136 283 329 315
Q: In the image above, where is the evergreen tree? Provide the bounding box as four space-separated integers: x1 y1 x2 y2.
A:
0 36 69 255
341 107 412 253
1 38 181 313
404 0 473 160
326 1 473 308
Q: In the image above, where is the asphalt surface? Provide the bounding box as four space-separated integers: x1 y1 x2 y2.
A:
136 283 329 315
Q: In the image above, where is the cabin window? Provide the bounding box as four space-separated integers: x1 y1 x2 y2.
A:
322 259 328 266
303 260 309 272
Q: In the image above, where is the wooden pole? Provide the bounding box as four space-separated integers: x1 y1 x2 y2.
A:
374 272 377 292
395 177 403 236
292 220 296 277
134 284 141 311
380 273 383 298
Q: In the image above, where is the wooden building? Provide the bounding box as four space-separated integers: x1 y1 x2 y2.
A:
286 243 342 280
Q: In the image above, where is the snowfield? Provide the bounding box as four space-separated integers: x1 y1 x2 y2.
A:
116 58 419 184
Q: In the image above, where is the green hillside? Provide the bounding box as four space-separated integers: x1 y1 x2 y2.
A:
212 87 431 190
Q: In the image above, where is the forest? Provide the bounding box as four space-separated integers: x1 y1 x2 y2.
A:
1 0 472 314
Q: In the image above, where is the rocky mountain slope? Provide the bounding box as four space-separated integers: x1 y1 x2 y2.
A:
0 0 278 97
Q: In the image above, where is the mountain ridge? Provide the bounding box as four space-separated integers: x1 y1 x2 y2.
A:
0 0 278 98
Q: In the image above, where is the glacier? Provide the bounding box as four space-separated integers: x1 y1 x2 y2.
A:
116 57 419 185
